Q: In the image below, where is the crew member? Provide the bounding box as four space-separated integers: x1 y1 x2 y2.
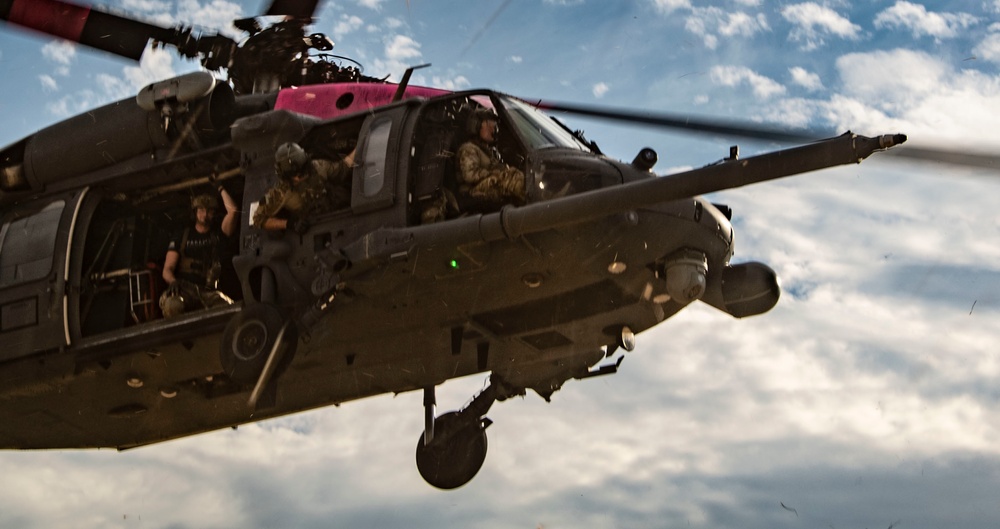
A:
252 142 355 232
160 187 238 318
456 108 525 204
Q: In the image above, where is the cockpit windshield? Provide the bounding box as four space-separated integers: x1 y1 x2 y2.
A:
499 96 591 152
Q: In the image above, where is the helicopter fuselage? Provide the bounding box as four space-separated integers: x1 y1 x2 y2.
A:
0 80 901 455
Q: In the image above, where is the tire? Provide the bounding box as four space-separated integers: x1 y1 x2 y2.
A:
415 411 488 489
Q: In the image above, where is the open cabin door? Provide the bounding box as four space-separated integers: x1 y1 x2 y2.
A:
0 188 87 360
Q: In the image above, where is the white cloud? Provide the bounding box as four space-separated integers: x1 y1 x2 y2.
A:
710 65 786 98
430 75 471 91
682 7 769 49
41 40 76 67
509 55 523 64
874 1 979 39
592 82 610 98
789 66 823 91
384 34 421 61
652 0 691 15
782 2 861 50
814 49 1000 147
371 35 423 81
356 0 387 10
95 47 177 101
333 14 365 40
176 0 243 36
974 33 1000 63
38 74 58 92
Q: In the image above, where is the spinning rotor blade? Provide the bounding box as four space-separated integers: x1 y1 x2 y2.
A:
1 0 237 69
536 99 998 172
264 0 323 18
882 145 998 171
1 0 177 60
535 100 825 144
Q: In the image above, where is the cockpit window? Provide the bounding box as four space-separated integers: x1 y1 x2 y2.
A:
499 96 591 152
0 200 65 288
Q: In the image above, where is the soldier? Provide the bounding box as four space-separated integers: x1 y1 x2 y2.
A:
253 142 355 232
456 107 526 205
159 187 238 318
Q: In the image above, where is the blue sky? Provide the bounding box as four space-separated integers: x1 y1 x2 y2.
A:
1 1 1000 528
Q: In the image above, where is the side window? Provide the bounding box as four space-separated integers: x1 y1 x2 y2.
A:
362 118 392 197
0 200 65 288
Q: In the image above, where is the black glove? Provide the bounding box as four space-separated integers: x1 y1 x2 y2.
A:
292 218 311 234
166 281 181 297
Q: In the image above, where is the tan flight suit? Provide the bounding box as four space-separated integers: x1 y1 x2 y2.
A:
456 140 526 203
253 158 352 228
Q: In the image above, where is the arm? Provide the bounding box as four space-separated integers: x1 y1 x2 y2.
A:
163 250 180 285
218 185 239 237
252 183 289 230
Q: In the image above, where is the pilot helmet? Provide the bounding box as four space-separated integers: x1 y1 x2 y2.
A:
275 142 309 179
191 193 219 211
467 107 499 137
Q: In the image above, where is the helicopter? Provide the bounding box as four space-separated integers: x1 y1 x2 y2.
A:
0 0 989 491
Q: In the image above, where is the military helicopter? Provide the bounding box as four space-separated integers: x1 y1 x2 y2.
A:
0 0 989 491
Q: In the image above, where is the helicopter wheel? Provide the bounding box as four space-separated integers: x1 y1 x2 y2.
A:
415 411 489 490
220 303 296 385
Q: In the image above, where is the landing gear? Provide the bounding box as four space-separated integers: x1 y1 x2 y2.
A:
415 376 518 489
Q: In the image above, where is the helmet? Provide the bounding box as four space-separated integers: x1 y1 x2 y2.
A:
191 193 218 211
275 142 309 178
160 292 185 318
467 107 499 136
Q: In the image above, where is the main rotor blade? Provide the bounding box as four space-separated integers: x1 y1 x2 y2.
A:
883 145 998 171
535 99 998 172
1 0 176 60
264 0 323 18
534 99 826 144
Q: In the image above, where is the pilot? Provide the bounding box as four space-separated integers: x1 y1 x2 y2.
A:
160 188 239 318
456 107 525 205
252 142 356 232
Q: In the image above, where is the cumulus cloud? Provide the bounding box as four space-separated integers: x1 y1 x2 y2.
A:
782 2 861 50
430 75 471 91
356 0 388 10
814 49 1000 147
41 40 76 70
789 66 823 91
95 47 177 101
684 7 770 49
974 32 1000 63
38 74 58 92
652 0 691 15
333 14 365 40
592 82 610 98
710 65 786 98
874 1 979 39
371 35 423 81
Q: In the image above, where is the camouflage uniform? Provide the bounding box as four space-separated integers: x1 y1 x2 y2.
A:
252 158 352 228
456 140 526 204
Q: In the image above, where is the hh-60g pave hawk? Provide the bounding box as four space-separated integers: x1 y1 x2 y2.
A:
0 0 989 490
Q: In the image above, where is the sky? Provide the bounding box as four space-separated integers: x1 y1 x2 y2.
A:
1 0 999 528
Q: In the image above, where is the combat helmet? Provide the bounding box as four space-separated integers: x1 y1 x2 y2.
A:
275 142 309 178
191 193 219 211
